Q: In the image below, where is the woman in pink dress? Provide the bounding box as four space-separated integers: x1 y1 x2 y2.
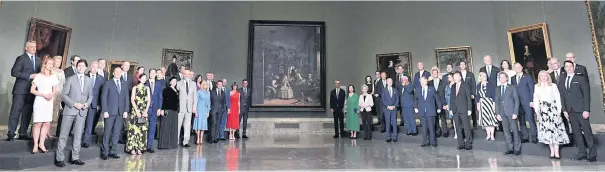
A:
226 83 240 140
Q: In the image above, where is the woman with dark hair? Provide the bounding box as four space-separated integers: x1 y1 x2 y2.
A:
127 73 151 155
134 66 145 85
364 76 373 95
344 85 360 139
227 83 240 140
500 60 516 85
158 77 179 149
195 75 203 90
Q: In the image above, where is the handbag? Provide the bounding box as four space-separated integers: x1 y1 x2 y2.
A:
136 117 146 124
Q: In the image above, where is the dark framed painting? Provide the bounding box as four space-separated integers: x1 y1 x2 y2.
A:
27 18 72 69
107 60 138 80
376 52 412 79
247 20 326 112
162 48 193 70
586 0 605 110
435 46 473 74
507 23 552 81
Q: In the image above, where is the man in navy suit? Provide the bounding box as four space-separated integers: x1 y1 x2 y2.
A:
375 72 388 133
6 41 42 141
511 62 536 143
82 61 106 148
330 80 346 138
145 69 163 153
100 67 130 160
414 62 430 91
399 76 416 135
416 77 442 147
382 78 399 142
479 55 501 84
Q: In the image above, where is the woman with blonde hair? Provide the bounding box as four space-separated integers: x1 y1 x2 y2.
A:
49 56 66 138
476 72 497 141
30 58 59 153
533 70 569 159
193 81 211 144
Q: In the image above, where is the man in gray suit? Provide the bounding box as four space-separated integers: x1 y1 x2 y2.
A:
237 79 251 139
495 72 521 155
100 67 129 160
55 60 93 167
176 70 197 147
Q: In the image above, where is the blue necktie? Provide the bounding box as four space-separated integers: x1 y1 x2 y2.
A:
116 80 121 94
30 56 35 69
501 85 505 97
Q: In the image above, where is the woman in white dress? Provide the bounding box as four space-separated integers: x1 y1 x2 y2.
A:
49 56 65 138
499 60 516 85
30 58 59 153
533 70 569 159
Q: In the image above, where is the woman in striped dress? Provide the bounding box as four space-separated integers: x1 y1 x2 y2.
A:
476 72 497 141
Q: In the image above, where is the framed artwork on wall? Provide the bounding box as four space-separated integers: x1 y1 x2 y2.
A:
435 46 473 74
107 60 138 80
27 18 72 69
247 20 326 112
507 23 552 81
376 52 412 79
162 48 193 79
585 0 605 110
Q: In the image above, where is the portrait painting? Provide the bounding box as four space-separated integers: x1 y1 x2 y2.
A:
247 20 326 112
507 23 552 81
586 0 605 110
27 18 72 69
162 48 193 79
107 60 138 80
376 52 412 79
435 46 473 74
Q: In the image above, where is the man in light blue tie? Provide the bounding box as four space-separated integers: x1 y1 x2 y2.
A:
495 72 521 155
381 78 399 142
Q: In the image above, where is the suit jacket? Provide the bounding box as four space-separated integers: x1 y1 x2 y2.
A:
460 71 476 96
101 79 130 116
415 86 442 117
414 70 431 90
373 79 381 97
11 53 42 94
330 88 346 111
549 69 564 85
238 87 251 112
428 77 447 103
560 75 590 113
145 80 164 111
205 80 217 91
560 64 589 84
86 73 106 109
358 94 374 112
210 88 227 113
62 75 93 116
510 73 534 105
375 79 387 97
381 87 399 109
121 73 135 91
450 83 472 114
100 70 110 80
399 83 415 108
479 66 501 83
176 79 197 113
495 84 519 117
64 66 76 79
394 74 409 90
223 87 230 110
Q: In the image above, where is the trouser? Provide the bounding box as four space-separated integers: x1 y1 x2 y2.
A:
102 115 124 156
147 108 158 149
237 110 249 136
83 108 101 145
569 112 596 158
421 116 436 145
332 110 344 136
361 110 373 138
402 107 416 134
471 101 478 128
501 115 521 152
56 114 86 161
435 110 448 136
453 113 472 147
219 111 227 139
178 112 192 144
211 110 224 140
7 94 34 138
398 107 405 125
518 105 537 141
374 97 384 127
384 109 397 139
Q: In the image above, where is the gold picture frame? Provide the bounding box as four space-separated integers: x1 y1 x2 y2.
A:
506 23 551 80
107 60 138 80
435 46 473 73
585 0 605 110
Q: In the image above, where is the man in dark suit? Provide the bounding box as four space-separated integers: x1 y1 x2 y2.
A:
394 65 406 126
82 61 106 148
450 72 473 150
375 72 388 132
100 67 129 160
511 63 537 143
63 55 80 78
145 69 163 153
6 41 42 141
97 58 110 80
237 79 251 139
561 60 596 162
459 61 477 128
495 72 521 155
330 80 346 138
210 81 227 143
416 77 442 147
562 52 589 84
118 61 134 144
205 72 217 91
414 62 431 91
429 68 448 138
548 58 572 140
399 76 416 135
479 55 501 84
382 78 399 142
372 71 382 125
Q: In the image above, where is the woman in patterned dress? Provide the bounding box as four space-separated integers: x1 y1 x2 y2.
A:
127 73 151 155
344 85 360 139
476 72 497 141
533 70 569 159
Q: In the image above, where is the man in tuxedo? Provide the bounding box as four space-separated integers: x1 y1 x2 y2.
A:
176 70 196 147
330 80 346 138
237 79 251 139
479 55 501 84
495 72 521 155
145 69 163 153
100 67 129 160
382 78 399 142
97 58 109 80
210 81 227 143
416 77 442 147
450 72 473 150
561 60 596 162
414 62 430 91
459 61 477 128
166 55 179 79
511 63 537 143
399 76 416 135
563 52 589 84
429 69 448 138
7 41 42 141
82 61 106 148
375 72 388 133
64 55 80 78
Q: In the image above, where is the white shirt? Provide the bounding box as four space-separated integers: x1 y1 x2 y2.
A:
486 65 492 74
533 84 562 114
565 73 575 89
97 70 105 77
461 71 467 81
433 78 440 90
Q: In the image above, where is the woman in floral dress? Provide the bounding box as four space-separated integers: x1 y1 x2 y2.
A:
533 70 569 159
127 74 151 155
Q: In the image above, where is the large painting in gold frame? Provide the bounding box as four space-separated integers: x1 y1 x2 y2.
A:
107 60 138 80
585 0 605 110
435 46 473 74
507 23 552 81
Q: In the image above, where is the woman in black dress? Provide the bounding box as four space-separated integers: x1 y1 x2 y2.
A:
364 76 374 95
158 77 179 149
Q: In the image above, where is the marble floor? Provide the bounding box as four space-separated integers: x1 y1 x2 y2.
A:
26 134 605 171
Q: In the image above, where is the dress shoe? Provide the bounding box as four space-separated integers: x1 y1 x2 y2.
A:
17 136 31 140
5 137 14 141
147 149 155 153
411 133 418 136
380 130 386 133
55 161 65 167
503 151 514 155
531 139 538 144
514 151 521 155
587 157 597 162
405 133 412 136
457 146 465 150
220 138 226 141
521 139 528 143
436 133 442 138
420 144 429 147
183 144 190 147
333 135 339 138
443 133 449 138
554 156 561 160
242 135 249 139
101 155 109 160
70 160 85 165
571 155 586 161
465 146 472 150
363 138 369 140
212 140 219 144
431 144 438 147
386 139 392 143
109 154 120 159
92 132 98 135
392 139 398 142
82 143 90 148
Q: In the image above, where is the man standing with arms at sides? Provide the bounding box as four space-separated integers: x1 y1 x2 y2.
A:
399 76 416 135
562 52 589 84
511 63 536 143
394 65 406 126
237 79 251 139
82 61 106 147
218 78 230 140
7 41 42 141
479 55 501 83
97 58 109 80
414 62 430 91
205 72 216 91
55 59 93 167
330 80 346 138
118 61 133 144
450 72 473 150
373 71 382 126
100 67 129 160
458 61 477 128
495 72 521 156
210 80 227 144
145 69 163 153
429 68 447 138
376 72 388 133
64 55 80 78
561 61 596 162
382 78 399 142
176 70 197 147
416 77 442 147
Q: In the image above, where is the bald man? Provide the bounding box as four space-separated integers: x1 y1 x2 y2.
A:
479 55 500 83
561 52 589 84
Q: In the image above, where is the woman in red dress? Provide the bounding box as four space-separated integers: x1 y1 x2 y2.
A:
227 83 240 140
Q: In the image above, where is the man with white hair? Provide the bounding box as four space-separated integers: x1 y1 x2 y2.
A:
561 52 589 84
479 55 500 83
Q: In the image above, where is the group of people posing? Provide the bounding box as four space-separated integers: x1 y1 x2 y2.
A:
5 41 252 167
330 53 595 162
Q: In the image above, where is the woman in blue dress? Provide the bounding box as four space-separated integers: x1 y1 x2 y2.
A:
193 81 211 145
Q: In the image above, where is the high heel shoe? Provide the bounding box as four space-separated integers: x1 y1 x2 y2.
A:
31 149 38 154
39 147 49 153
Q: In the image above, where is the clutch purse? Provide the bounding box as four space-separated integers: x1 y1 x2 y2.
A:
136 117 146 124
354 108 359 113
